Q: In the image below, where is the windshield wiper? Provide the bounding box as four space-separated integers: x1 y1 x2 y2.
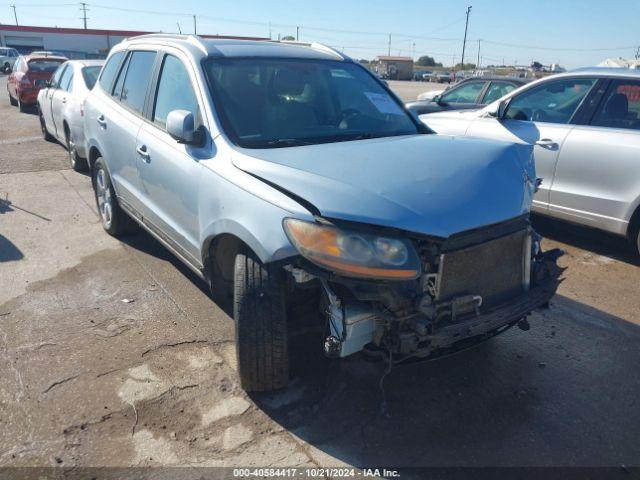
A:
264 138 315 147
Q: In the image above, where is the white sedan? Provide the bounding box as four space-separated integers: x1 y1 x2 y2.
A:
420 68 640 255
37 59 104 171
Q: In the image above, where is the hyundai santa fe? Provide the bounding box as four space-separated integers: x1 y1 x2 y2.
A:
83 34 562 392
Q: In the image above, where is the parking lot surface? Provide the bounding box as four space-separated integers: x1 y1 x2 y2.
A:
1 75 640 469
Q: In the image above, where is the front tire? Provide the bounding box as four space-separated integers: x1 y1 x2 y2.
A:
233 249 289 392
92 157 136 236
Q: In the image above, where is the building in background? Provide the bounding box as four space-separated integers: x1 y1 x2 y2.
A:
374 55 413 80
598 57 640 69
0 24 268 59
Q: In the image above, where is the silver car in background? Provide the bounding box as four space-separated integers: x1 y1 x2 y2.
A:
0 47 19 73
37 59 104 171
420 68 640 255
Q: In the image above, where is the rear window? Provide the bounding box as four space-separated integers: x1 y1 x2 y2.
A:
99 51 125 92
27 60 64 73
82 66 102 90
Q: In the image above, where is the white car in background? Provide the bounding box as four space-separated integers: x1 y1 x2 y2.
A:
0 47 19 72
420 68 640 255
37 59 104 171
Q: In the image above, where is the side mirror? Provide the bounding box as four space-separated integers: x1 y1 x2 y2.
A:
497 99 510 119
166 110 200 145
44 80 52 88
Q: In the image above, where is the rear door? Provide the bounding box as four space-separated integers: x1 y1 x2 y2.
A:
50 64 73 140
550 78 640 235
100 50 158 215
466 76 598 212
41 63 66 129
135 51 206 263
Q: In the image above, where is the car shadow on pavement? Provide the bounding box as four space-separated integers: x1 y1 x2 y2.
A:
532 214 639 267
0 234 24 262
252 295 640 467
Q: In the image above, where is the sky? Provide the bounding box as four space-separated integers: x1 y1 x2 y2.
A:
1 0 639 68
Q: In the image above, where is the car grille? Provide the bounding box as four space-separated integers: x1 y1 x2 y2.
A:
436 229 530 308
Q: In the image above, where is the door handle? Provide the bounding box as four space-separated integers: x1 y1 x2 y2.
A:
535 138 558 149
61 98 67 104
136 145 150 162
96 115 107 128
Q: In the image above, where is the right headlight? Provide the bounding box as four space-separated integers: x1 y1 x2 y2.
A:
283 218 420 280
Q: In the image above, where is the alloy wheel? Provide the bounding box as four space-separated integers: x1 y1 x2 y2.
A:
95 168 113 229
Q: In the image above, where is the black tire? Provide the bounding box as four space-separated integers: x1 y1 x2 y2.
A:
18 97 27 113
233 248 289 392
9 93 17 106
3 62 9 73
92 157 137 236
38 107 55 142
630 223 640 258
65 127 86 172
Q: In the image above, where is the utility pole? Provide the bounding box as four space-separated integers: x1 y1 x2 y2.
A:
296 26 299 41
10 4 18 26
268 21 271 40
176 22 182 34
477 39 481 68
636 46 640 60
193 15 197 35
412 41 416 60
388 34 391 56
79 2 89 29
460 5 472 68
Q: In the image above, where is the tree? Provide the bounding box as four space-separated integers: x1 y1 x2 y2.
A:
416 55 441 67
281 35 295 41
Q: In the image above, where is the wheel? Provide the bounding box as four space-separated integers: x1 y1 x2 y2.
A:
65 128 86 171
17 97 27 112
9 93 17 106
631 223 640 258
38 107 55 142
233 248 289 392
92 157 137 236
3 62 9 73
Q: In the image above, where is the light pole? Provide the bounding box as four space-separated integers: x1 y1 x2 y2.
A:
460 5 472 68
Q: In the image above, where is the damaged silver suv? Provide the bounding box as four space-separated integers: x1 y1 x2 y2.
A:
84 34 562 391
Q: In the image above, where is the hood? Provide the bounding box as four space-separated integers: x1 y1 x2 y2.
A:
233 135 535 239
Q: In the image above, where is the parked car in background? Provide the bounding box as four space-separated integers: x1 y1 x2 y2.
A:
0 47 19 73
433 71 452 83
37 59 104 171
416 87 445 102
406 76 527 115
84 34 561 392
421 68 640 255
7 54 67 111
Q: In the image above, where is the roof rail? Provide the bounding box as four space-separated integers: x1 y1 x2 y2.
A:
277 40 349 61
125 33 208 55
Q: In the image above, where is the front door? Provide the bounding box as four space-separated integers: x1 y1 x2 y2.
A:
50 64 73 140
467 76 598 212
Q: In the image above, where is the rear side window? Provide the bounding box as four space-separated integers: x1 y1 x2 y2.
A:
50 64 67 88
483 81 518 104
59 66 73 91
99 51 124 92
118 51 156 114
590 80 640 131
82 66 101 90
153 55 199 128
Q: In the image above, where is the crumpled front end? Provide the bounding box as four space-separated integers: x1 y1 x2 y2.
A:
286 216 563 362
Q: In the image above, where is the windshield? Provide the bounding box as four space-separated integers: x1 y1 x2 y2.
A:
203 58 419 148
28 59 65 73
82 66 102 89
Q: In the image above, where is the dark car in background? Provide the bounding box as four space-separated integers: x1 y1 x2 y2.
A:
406 76 528 116
7 54 68 111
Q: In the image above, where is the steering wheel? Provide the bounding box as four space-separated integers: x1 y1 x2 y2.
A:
338 108 362 128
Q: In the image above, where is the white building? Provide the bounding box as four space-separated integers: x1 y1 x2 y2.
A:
0 24 267 58
598 57 640 69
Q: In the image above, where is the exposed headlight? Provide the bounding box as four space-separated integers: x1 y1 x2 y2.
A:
283 218 420 280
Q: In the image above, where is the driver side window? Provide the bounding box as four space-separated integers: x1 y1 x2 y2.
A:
504 78 596 124
50 65 67 88
440 81 485 104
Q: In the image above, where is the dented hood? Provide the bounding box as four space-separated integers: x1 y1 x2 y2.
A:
232 134 535 238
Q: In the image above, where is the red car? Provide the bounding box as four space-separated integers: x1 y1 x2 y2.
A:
7 54 68 111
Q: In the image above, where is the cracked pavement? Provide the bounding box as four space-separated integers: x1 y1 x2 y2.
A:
1 75 640 469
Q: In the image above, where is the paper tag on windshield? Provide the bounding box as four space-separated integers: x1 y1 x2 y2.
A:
364 92 404 115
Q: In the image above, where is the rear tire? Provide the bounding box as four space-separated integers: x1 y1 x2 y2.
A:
92 157 137 236
233 248 289 392
18 97 27 112
66 128 86 172
631 224 640 258
38 107 55 142
9 93 17 106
